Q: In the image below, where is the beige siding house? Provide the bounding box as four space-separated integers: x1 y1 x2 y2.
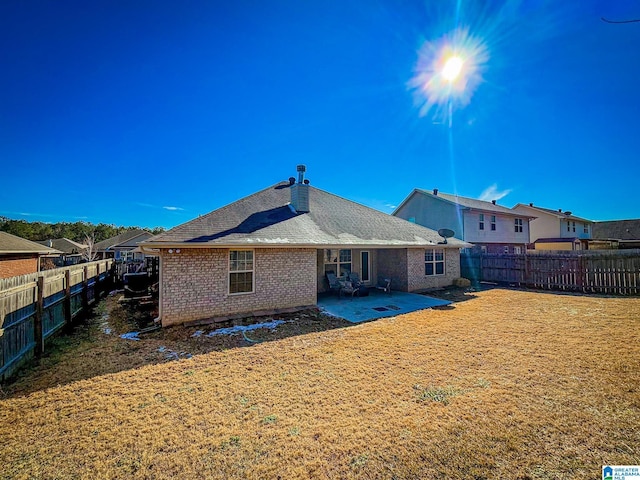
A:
142 167 470 327
511 203 593 250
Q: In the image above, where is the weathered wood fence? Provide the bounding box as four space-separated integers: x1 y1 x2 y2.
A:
0 260 113 381
461 250 640 295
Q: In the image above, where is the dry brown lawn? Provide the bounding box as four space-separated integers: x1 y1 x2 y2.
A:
1 288 639 479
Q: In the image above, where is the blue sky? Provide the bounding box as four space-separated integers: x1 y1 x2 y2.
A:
1 1 639 229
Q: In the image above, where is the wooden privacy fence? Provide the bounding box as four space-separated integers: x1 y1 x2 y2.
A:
461 250 640 295
0 260 113 381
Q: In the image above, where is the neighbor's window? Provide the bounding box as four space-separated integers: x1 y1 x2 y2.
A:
491 215 496 231
514 246 522 254
514 218 523 233
504 246 510 254
229 250 254 294
479 214 485 230
425 248 445 276
572 221 576 233
584 223 589 234
324 249 352 277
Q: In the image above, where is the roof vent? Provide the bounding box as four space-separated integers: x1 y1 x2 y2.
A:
290 165 310 213
433 188 438 196
529 203 534 207
491 200 496 205
288 177 295 185
558 208 562 213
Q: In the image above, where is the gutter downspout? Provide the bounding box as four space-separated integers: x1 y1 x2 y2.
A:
139 245 162 325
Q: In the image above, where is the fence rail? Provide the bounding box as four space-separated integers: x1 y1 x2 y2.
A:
461 250 640 295
0 260 113 381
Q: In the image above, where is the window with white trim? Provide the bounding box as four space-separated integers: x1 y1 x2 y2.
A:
425 248 445 276
491 215 496 231
229 250 254 294
479 214 485 230
324 249 352 277
584 223 589 234
514 218 523 233
514 246 522 254
572 221 576 232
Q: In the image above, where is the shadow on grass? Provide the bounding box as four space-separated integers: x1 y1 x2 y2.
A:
3 286 486 399
2 295 353 399
419 285 483 304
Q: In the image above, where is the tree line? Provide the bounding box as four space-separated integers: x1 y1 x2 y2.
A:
0 217 165 244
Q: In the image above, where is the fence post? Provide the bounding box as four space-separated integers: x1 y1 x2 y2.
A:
34 275 44 356
64 268 72 325
95 262 101 301
82 265 89 317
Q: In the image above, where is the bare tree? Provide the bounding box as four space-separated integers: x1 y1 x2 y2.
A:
82 233 98 262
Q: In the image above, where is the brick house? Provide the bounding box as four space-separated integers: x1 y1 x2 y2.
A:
141 167 470 327
0 231 61 279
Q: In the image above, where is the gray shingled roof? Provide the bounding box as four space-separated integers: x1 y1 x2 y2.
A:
415 189 524 216
592 220 640 240
513 203 592 223
144 183 469 248
37 238 87 254
0 231 62 255
95 229 152 252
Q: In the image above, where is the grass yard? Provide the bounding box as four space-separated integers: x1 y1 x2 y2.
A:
1 288 639 479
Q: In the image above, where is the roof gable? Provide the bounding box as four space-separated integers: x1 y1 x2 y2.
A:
95 229 152 251
145 183 469 248
37 238 87 254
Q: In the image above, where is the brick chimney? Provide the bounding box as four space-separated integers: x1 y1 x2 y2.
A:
290 165 310 213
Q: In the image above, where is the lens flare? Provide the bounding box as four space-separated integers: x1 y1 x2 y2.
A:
442 56 464 81
408 28 489 120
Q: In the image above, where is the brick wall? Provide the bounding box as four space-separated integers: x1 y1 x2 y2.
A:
160 247 317 326
407 248 460 291
376 249 408 291
0 255 39 279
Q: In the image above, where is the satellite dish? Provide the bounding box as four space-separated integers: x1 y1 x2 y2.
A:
437 228 455 244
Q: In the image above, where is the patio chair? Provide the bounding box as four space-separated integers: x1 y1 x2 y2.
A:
348 271 369 297
326 272 343 296
348 272 362 288
340 280 359 299
375 276 392 294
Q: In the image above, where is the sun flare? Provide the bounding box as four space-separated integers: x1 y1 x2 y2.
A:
409 28 488 120
442 56 464 81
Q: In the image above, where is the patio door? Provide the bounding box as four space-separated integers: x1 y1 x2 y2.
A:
360 251 370 283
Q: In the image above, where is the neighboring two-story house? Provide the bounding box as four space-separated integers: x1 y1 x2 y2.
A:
511 203 593 251
393 189 532 254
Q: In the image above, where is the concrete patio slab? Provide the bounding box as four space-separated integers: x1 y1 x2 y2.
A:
317 289 451 323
